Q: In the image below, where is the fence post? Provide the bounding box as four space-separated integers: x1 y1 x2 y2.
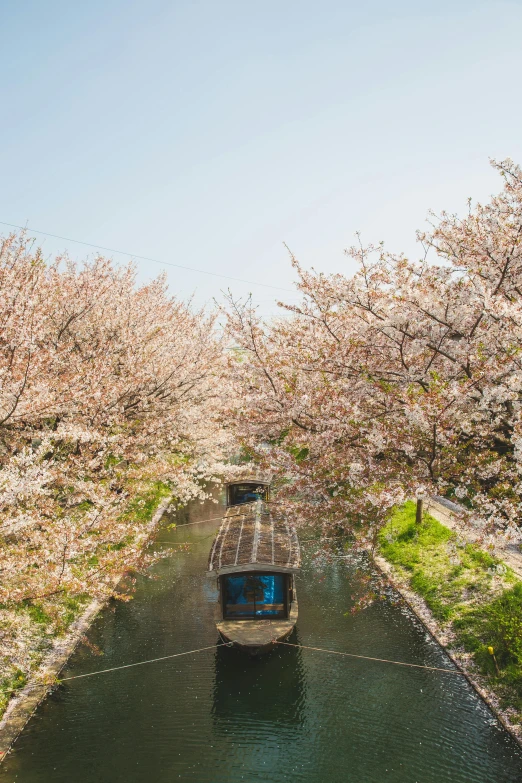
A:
416 497 424 525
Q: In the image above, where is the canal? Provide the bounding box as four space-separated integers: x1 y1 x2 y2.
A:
1 493 522 782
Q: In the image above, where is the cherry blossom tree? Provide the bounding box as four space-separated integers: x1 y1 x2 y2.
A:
0 233 229 687
223 159 522 548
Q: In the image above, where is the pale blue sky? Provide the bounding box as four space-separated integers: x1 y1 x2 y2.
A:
1 1 522 315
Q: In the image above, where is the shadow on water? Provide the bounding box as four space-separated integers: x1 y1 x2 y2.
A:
212 629 306 728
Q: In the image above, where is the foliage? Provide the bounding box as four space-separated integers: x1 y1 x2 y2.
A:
379 502 506 620
222 159 522 547
0 235 231 705
0 669 27 715
122 481 172 524
454 585 522 701
380 502 522 716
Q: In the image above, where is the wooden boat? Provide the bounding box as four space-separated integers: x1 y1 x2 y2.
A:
207 480 300 655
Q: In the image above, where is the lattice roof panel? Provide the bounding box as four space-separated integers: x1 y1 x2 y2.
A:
207 501 300 575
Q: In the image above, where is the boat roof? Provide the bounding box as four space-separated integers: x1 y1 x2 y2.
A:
224 472 272 487
207 500 300 576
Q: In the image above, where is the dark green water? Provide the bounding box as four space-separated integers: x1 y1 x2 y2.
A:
2 493 522 783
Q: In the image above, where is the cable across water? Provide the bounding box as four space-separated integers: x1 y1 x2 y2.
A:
3 638 466 700
275 641 463 674
0 643 232 695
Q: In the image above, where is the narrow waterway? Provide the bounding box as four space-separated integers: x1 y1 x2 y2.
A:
2 492 522 783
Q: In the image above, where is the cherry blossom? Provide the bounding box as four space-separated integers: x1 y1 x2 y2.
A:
222 159 522 547
0 233 230 691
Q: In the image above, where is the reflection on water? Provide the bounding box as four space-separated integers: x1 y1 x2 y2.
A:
1 491 522 783
212 632 306 727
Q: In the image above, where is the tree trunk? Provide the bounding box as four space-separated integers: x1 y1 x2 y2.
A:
416 497 424 525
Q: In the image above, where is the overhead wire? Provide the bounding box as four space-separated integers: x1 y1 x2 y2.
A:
0 220 295 293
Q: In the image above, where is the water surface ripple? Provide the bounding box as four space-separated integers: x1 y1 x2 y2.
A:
2 494 522 782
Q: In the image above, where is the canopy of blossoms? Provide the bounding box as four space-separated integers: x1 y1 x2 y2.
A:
0 234 230 612
222 159 522 549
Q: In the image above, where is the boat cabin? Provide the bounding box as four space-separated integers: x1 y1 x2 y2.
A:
207 499 300 653
221 572 289 619
225 477 270 507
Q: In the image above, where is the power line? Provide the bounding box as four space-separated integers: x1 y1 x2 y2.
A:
0 221 295 293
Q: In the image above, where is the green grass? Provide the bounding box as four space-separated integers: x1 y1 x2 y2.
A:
0 669 27 715
379 502 513 619
379 501 522 720
22 602 52 627
453 584 522 709
122 480 172 524
58 593 91 632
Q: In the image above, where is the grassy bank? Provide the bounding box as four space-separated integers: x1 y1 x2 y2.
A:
0 480 172 719
378 501 522 724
